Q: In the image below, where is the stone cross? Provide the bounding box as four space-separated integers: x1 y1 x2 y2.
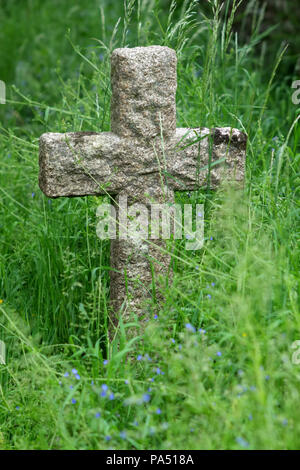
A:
39 46 246 332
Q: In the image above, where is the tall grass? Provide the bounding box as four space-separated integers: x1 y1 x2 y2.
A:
0 0 299 449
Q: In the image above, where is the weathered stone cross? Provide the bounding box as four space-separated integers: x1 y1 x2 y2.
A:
39 46 246 331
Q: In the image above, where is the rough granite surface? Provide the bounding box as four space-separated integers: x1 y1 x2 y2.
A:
39 46 247 330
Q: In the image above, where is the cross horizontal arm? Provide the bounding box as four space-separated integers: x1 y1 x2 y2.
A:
38 131 160 198
166 127 247 191
39 127 246 198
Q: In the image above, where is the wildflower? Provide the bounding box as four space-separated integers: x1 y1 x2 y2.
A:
63 372 69 377
148 387 152 392
142 393 151 403
71 368 78 375
95 412 101 418
75 374 80 380
125 380 129 385
150 378 154 382
178 344 182 351
265 375 270 381
156 408 162 415
31 192 35 198
133 420 139 427
185 323 196 333
100 390 107 398
105 436 111 442
137 354 143 361
282 418 288 426
120 431 126 439
16 406 20 410
248 414 253 421
207 294 211 299
102 384 108 391
211 282 215 287
109 393 115 400
71 398 76 404
235 436 249 448
171 338 175 344
210 236 213 241
197 212 202 217
103 359 109 366
216 351 222 357
69 385 74 390
154 314 158 319
198 328 206 334
195 265 199 270
156 368 161 375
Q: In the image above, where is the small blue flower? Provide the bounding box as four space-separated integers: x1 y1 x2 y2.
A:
282 418 288 426
198 328 206 334
95 412 101 418
137 354 143 361
154 314 158 319
210 236 213 241
248 414 253 421
120 431 126 439
100 390 107 398
31 192 35 198
265 375 270 381
216 351 222 357
133 420 139 427
143 393 151 403
207 294 212 299
105 435 111 442
71 398 76 404
16 406 20 410
156 368 161 375
211 282 215 287
156 408 162 415
171 338 175 344
150 377 154 382
69 385 74 390
125 379 129 385
103 359 109 366
75 374 80 380
178 344 182 351
185 323 196 333
236 436 249 448
109 393 115 400
71 369 78 375
102 384 108 391
64 372 69 377
148 387 152 392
